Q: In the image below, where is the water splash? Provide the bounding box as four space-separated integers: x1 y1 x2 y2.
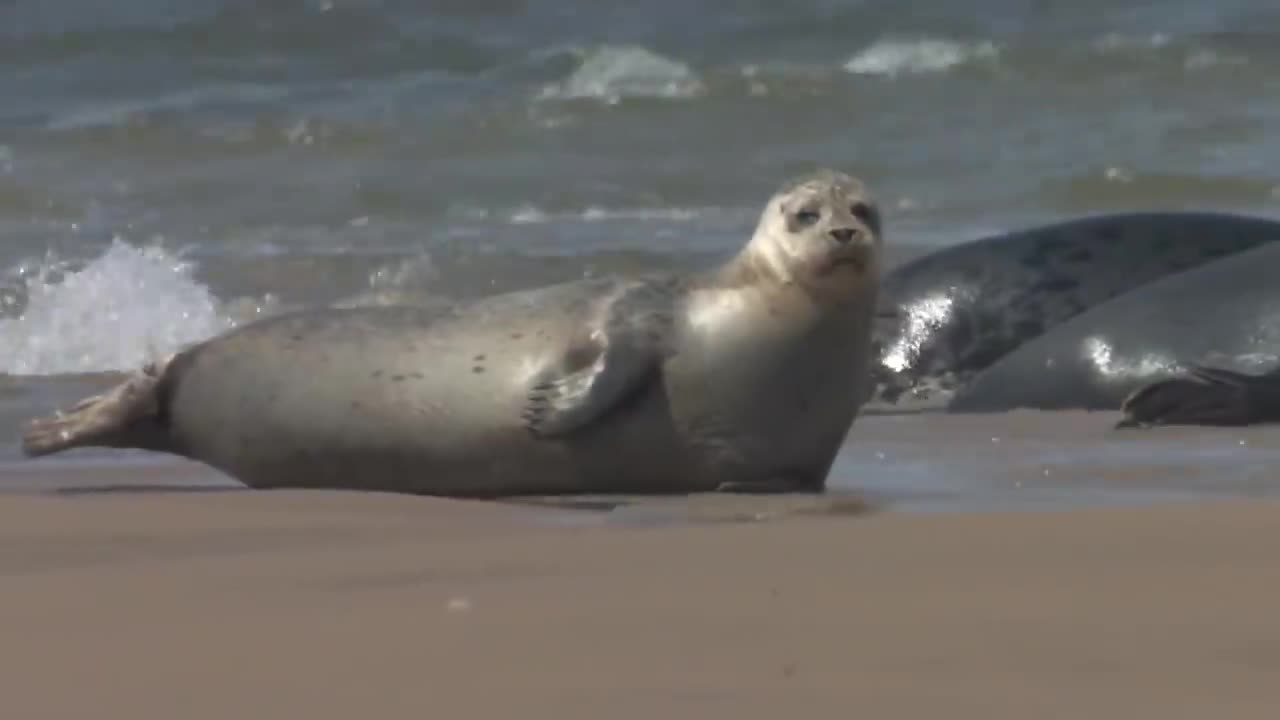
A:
0 239 233 376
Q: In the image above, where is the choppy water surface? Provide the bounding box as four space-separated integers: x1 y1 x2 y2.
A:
3 0 1280 509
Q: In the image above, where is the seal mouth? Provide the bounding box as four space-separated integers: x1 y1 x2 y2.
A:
826 256 867 273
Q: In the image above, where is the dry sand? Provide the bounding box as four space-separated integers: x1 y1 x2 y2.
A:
2 487 1278 719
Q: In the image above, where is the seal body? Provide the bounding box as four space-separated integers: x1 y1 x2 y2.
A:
946 241 1280 414
871 212 1280 409
22 170 883 496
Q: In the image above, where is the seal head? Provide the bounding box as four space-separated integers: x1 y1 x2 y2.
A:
742 169 882 297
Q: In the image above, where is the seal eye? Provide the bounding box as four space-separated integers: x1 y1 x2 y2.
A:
794 209 821 226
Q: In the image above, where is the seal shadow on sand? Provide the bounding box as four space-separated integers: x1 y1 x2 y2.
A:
45 484 877 526
501 490 879 526
50 484 248 496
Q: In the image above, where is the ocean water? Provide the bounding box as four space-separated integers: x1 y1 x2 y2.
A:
3 0 1280 507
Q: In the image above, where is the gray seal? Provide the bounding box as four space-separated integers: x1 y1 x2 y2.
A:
946 241 1280 414
871 212 1280 409
1118 364 1280 428
20 170 884 497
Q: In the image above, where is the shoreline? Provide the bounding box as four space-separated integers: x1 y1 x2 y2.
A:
6 407 1279 520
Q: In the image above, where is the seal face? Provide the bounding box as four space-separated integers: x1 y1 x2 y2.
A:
21 169 884 497
870 212 1280 410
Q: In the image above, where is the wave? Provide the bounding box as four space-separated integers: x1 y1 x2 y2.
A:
503 205 706 225
19 25 1273 140
843 38 1000 77
535 45 706 103
1033 169 1280 213
1088 32 1250 71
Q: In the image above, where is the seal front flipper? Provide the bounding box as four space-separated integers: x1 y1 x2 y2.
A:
522 282 673 438
522 349 657 437
22 355 177 457
1116 363 1280 428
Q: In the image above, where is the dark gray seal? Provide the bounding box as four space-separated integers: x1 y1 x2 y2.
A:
871 212 1280 409
946 241 1280 414
1118 365 1280 428
20 170 885 497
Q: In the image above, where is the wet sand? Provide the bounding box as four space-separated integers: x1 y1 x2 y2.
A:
3 410 1280 718
1 488 1278 718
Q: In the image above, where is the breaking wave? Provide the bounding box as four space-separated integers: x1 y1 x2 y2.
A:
0 240 233 376
843 38 1000 77
537 45 706 103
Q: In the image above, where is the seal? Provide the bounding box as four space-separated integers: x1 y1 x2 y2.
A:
21 169 884 497
945 241 1280 413
1118 365 1280 428
871 211 1280 409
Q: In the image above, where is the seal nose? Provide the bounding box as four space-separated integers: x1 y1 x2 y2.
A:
829 227 859 244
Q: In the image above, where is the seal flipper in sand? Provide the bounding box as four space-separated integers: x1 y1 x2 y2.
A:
1117 364 1280 428
22 355 177 457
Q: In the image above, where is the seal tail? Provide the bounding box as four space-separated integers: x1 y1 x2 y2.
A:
22 356 175 458
1117 364 1280 428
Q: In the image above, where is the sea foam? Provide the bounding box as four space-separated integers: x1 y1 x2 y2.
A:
844 38 999 77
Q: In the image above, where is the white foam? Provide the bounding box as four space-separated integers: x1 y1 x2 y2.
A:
507 205 704 224
539 45 705 103
509 205 551 225
1088 33 1247 71
1093 33 1171 52
843 38 998 77
1183 49 1246 70
0 239 233 376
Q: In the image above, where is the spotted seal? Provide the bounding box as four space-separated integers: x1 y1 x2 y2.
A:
21 169 884 497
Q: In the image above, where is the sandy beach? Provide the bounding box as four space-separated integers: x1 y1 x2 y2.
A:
2 482 1277 719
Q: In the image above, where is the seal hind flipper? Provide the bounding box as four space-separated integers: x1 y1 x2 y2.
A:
22 355 175 457
1116 363 1280 428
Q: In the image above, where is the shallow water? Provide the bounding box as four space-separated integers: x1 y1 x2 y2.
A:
7 411 1280 519
2 1 1279 510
